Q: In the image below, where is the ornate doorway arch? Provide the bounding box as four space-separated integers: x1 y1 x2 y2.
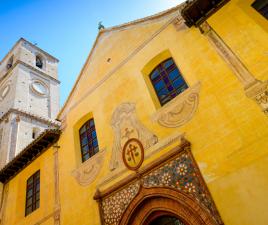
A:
94 139 224 225
119 187 218 225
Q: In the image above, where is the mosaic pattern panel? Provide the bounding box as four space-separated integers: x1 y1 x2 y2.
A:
99 149 222 225
142 151 222 225
102 182 140 225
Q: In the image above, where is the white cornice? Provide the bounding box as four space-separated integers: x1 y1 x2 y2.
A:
0 38 59 66
0 108 61 127
0 60 60 84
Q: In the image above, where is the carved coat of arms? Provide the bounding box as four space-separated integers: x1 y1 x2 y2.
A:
110 103 158 170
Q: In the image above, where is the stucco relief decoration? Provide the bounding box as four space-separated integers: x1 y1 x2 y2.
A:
72 150 105 186
110 103 158 170
153 82 201 128
102 182 140 225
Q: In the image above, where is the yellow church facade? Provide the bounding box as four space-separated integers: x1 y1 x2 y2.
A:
1 0 268 225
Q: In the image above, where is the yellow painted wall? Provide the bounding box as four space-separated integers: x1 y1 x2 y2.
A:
2 149 55 225
2 1 268 225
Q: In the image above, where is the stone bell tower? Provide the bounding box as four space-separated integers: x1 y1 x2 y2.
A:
0 38 60 168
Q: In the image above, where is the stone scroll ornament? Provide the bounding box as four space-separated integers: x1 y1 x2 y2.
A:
72 150 105 186
110 103 158 171
153 82 201 128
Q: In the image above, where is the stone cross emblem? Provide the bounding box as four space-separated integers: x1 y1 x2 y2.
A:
122 138 144 171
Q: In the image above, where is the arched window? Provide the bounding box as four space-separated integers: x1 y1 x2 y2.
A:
79 118 99 162
36 55 43 69
6 56 13 70
150 58 188 106
149 215 185 225
32 127 40 139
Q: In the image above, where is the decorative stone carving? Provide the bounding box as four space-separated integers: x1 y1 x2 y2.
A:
172 16 186 31
96 143 223 225
152 82 201 128
245 80 268 115
110 103 158 170
200 21 268 115
54 209 61 225
72 149 105 186
97 132 185 188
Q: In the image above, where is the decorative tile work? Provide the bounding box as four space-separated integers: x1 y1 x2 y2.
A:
142 150 222 225
102 182 140 225
98 146 223 225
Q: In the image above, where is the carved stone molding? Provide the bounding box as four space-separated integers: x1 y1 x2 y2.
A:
54 209 61 225
172 16 186 31
72 149 105 186
0 108 60 127
110 103 158 171
200 21 268 115
152 82 201 128
200 21 256 87
245 80 268 115
53 145 61 225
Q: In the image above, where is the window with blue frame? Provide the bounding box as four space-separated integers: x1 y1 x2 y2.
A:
150 58 188 106
79 118 99 162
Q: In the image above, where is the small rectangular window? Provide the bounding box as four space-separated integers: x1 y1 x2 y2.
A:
252 0 268 19
25 170 40 216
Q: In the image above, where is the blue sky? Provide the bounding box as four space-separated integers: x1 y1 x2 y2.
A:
0 0 183 106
